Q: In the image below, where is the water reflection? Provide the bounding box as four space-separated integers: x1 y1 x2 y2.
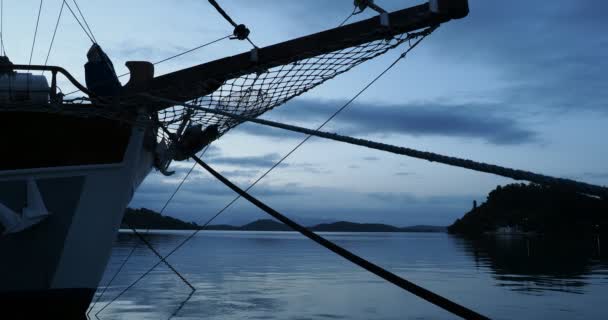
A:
455 234 607 294
90 231 608 320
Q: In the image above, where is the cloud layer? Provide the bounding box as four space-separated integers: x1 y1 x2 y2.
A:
235 99 537 145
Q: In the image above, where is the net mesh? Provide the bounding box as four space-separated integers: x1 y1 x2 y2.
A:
0 28 432 144
153 31 424 144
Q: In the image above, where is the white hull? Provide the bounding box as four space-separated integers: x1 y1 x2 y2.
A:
0 123 153 314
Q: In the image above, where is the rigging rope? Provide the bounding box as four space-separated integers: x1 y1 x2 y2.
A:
63 34 231 97
62 0 94 43
354 0 388 14
87 241 139 316
89 141 213 315
169 290 195 319
160 148 210 215
152 27 432 151
98 166 247 307
127 224 195 291
151 35 230 67
92 150 208 315
338 7 358 27
109 27 440 299
146 94 608 200
207 0 238 27
153 26 436 225
28 0 44 66
0 0 5 56
71 0 97 43
190 156 490 320
42 1 65 71
93 224 195 317
91 148 210 313
207 0 256 47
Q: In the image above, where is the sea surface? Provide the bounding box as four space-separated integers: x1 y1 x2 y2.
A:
88 231 608 319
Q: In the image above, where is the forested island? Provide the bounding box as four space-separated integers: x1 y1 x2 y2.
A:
448 183 608 236
122 208 201 230
122 208 445 232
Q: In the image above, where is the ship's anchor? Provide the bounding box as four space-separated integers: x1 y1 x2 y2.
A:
0 179 50 235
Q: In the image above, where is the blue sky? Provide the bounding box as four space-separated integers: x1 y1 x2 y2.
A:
4 0 608 226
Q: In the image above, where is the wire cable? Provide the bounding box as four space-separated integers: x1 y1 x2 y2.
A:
42 1 65 72
127 223 195 291
89 22 436 317
1 0 5 56
110 29 438 301
86 241 140 316
28 0 44 66
151 35 230 68
62 0 94 43
208 0 238 27
159 149 210 215
194 28 436 227
66 34 230 302
207 0 256 47
338 7 358 27
192 156 490 320
140 91 608 200
71 0 97 43
64 34 230 97
92 148 208 316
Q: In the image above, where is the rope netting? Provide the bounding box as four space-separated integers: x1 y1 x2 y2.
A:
0 26 435 144
153 29 431 144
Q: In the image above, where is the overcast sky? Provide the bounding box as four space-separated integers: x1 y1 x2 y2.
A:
4 0 607 226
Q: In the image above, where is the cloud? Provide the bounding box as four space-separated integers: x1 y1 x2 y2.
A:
109 43 201 73
367 192 474 207
132 175 480 226
427 0 608 112
285 162 332 175
583 172 608 180
363 156 380 161
206 153 288 168
235 99 537 145
394 172 414 177
221 169 261 178
131 171 303 211
231 122 303 140
168 145 330 177
202 144 223 158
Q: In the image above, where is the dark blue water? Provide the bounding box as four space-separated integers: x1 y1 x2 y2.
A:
88 231 608 319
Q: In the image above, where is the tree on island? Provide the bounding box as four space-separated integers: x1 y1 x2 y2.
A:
448 183 608 236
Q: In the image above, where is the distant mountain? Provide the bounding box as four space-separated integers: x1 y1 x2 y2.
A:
122 208 200 230
216 215 337 228
312 221 401 232
240 219 293 231
401 225 447 232
202 224 239 231
123 208 446 233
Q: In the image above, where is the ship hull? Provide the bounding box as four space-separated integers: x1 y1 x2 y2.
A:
1 288 94 319
0 113 154 318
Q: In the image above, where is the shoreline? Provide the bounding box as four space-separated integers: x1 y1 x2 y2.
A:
118 228 447 233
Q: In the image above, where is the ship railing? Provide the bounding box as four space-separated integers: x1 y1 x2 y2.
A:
0 64 93 103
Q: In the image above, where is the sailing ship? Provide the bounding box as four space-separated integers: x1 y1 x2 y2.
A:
0 2 468 317
1 0 604 319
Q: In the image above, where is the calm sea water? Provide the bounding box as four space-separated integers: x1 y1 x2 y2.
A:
88 231 608 319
